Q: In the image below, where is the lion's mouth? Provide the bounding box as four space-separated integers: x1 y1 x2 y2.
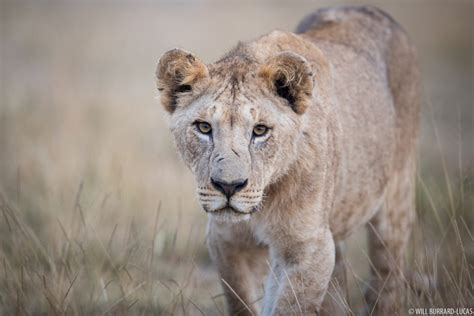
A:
204 203 257 216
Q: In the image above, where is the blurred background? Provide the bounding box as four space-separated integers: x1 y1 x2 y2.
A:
0 0 472 314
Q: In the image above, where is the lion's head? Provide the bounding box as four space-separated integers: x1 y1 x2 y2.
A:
156 46 314 222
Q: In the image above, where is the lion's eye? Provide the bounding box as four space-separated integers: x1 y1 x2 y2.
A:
196 122 212 135
253 124 269 137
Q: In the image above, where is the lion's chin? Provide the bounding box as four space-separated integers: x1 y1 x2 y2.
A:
206 207 253 223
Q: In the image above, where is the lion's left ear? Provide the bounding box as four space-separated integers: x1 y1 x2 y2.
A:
156 48 209 113
258 52 313 114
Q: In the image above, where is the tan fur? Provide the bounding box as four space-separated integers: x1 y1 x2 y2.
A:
156 5 420 315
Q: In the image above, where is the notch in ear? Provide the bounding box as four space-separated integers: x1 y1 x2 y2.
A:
156 48 209 113
258 52 313 114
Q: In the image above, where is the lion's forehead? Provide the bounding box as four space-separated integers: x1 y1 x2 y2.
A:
209 74 262 104
194 83 265 125
204 99 258 129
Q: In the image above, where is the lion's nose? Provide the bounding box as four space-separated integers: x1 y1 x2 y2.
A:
211 177 248 199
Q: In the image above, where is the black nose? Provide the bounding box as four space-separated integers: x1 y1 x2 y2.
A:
211 178 248 199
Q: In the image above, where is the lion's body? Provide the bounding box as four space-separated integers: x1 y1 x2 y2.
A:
298 8 419 240
157 6 420 315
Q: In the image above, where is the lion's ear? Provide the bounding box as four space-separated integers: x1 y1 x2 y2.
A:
258 52 313 114
156 48 209 113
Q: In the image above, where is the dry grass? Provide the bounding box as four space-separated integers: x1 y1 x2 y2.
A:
0 1 472 315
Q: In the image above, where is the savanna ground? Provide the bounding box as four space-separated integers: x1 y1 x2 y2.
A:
0 1 472 315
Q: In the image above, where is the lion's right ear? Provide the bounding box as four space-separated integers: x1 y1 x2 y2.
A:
156 49 209 113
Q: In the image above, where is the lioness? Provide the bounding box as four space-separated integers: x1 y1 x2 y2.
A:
156 5 420 315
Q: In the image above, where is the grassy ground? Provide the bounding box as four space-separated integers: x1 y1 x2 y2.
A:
0 1 472 315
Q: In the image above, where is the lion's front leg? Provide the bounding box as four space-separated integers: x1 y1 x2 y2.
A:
262 228 335 315
320 243 349 316
208 221 268 316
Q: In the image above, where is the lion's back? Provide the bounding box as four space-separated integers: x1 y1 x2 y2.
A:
296 6 404 60
297 6 420 159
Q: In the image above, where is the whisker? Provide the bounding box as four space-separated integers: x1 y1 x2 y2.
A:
198 193 221 197
236 201 259 205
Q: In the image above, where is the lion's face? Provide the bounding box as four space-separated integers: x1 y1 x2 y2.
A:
170 93 303 222
156 48 313 222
